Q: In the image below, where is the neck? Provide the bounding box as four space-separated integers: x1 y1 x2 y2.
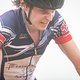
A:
22 10 42 45
26 21 39 33
26 22 42 46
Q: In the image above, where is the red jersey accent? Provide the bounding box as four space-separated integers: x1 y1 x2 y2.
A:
55 34 72 44
0 33 6 43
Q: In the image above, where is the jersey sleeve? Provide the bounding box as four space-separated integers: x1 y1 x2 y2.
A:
0 11 16 48
49 11 72 44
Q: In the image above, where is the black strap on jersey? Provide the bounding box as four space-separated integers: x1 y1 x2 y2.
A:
24 5 33 25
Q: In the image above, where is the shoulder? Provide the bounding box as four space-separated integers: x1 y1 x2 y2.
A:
48 10 63 27
0 9 21 44
0 8 22 33
0 8 20 27
53 10 62 20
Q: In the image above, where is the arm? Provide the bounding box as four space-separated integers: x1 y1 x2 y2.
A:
0 49 2 69
58 39 80 75
0 49 2 79
50 11 80 75
0 49 2 67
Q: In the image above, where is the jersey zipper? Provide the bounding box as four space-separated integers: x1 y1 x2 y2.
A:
34 48 37 55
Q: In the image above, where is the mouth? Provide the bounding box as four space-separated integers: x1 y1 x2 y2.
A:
40 22 49 30
41 20 49 24
41 21 49 26
40 23 47 28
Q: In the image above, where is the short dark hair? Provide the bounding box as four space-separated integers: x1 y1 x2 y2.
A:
11 0 20 7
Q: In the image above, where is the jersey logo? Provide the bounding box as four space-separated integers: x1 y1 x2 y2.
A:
19 34 28 39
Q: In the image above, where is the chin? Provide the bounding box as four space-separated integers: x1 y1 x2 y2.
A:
39 27 47 31
36 24 48 31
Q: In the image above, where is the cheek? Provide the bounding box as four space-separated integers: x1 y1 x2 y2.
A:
31 15 42 24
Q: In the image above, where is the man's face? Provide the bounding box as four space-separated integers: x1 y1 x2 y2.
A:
26 7 55 31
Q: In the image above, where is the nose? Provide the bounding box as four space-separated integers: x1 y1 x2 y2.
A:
45 12 54 21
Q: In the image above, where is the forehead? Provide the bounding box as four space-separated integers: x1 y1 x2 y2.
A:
32 6 54 12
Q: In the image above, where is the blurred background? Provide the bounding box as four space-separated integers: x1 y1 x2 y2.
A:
0 0 80 80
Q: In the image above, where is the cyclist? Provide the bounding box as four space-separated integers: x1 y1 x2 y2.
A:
0 0 80 80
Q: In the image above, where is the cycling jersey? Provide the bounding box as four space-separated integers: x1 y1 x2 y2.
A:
0 8 72 80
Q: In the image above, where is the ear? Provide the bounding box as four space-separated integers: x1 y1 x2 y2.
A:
20 0 26 9
20 0 24 4
20 0 29 11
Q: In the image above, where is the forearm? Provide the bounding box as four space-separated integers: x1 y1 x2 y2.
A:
58 40 80 76
74 63 80 76
0 49 2 79
76 69 80 76
0 49 2 67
